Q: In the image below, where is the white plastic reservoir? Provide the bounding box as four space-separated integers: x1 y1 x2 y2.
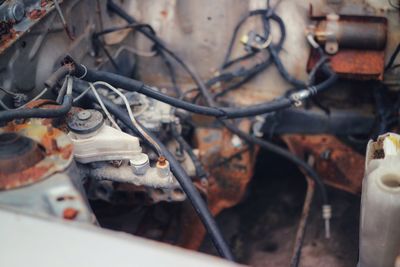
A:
359 133 400 267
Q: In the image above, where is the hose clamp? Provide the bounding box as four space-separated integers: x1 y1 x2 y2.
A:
290 89 312 107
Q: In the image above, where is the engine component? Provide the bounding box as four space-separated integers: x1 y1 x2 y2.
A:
313 14 387 54
307 10 388 80
80 161 185 203
114 92 174 132
67 109 142 163
0 121 93 222
0 0 398 265
359 133 400 267
68 108 185 203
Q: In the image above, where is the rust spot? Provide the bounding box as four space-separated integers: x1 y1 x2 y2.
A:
63 208 79 220
0 120 73 190
28 9 46 20
0 165 49 190
177 120 259 250
158 156 167 166
282 134 365 195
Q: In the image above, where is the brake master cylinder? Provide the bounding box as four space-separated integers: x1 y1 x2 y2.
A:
67 109 143 163
359 133 400 267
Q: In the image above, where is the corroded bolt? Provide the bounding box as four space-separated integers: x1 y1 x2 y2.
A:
157 156 167 166
63 207 79 220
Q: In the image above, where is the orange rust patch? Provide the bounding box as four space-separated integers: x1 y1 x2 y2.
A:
282 134 365 195
0 165 50 190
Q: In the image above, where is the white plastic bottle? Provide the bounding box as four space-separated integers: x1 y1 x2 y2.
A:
359 133 400 267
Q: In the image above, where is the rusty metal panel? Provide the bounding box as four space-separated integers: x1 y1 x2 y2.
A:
177 121 258 250
282 134 365 195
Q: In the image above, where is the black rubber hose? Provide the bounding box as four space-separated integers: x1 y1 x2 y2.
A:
69 61 294 118
44 65 72 90
73 82 234 261
0 95 72 122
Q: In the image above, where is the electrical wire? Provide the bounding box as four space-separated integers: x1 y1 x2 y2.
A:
73 86 91 103
385 43 400 71
93 81 164 157
89 83 121 131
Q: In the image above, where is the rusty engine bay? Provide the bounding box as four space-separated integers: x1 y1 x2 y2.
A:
0 0 400 266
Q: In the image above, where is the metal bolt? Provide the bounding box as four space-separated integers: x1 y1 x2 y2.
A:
77 110 92 120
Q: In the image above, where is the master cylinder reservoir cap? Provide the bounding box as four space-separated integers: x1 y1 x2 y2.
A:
67 109 104 135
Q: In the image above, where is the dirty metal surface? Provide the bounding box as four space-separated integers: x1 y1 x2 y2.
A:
0 120 73 190
308 48 385 80
0 0 57 53
282 134 365 195
200 149 359 266
177 120 258 250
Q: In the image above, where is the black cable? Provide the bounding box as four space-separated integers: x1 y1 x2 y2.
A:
159 50 182 98
269 46 306 88
93 15 182 98
68 59 297 118
93 23 156 38
222 121 328 204
214 57 274 99
0 95 72 122
385 43 400 71
212 10 285 98
73 81 234 261
93 38 122 74
103 5 285 101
